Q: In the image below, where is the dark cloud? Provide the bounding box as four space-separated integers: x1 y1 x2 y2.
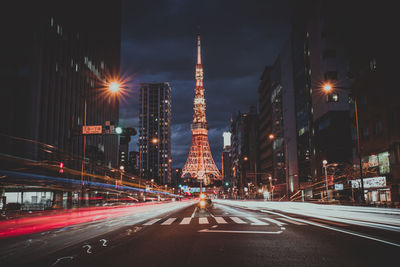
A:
120 0 294 168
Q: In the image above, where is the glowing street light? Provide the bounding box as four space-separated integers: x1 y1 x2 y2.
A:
243 156 248 161
151 137 159 144
321 82 365 203
323 83 332 92
109 81 120 93
268 134 275 140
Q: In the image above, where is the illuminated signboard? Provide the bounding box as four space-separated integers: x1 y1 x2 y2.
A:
82 125 102 134
334 184 343 190
351 176 386 189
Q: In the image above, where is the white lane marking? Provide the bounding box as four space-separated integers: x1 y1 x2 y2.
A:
310 218 348 227
180 217 192 225
199 229 282 234
277 217 306 225
199 217 209 224
263 217 287 226
262 210 400 248
214 217 228 224
247 217 269 225
82 244 92 254
191 207 198 218
230 217 247 224
161 218 176 225
52 256 74 266
143 218 161 225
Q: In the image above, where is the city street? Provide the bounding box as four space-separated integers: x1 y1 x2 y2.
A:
1 200 399 266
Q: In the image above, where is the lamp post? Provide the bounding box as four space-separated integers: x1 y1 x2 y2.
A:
81 80 121 194
322 160 329 201
322 83 365 203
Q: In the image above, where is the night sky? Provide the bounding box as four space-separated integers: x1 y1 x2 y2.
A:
119 0 295 168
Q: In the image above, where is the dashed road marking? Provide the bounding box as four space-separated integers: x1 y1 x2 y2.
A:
161 218 176 225
247 217 269 225
214 217 228 224
199 217 209 224
263 217 287 226
180 217 192 225
277 218 307 225
143 218 161 225
230 217 247 224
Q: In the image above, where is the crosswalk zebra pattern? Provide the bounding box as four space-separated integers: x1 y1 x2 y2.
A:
142 216 308 227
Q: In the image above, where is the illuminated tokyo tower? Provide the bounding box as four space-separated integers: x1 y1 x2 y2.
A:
182 35 221 185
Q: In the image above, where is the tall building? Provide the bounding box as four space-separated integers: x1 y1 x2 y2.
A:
0 1 122 169
222 132 232 187
128 151 139 175
230 107 259 196
182 35 221 185
289 0 353 187
258 68 275 188
258 40 299 199
343 2 399 204
139 83 172 185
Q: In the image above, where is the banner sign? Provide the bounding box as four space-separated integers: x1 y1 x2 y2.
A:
82 125 102 134
351 176 386 189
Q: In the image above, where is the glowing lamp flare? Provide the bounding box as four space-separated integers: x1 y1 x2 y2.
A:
109 81 120 93
323 83 332 92
200 193 206 199
268 134 275 140
151 138 159 144
199 200 206 207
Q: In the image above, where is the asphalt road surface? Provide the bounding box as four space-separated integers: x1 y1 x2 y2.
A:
1 200 399 267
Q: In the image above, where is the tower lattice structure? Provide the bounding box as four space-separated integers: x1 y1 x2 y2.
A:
182 35 221 185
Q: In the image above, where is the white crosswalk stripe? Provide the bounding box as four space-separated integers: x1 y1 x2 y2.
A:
214 217 228 224
263 218 287 226
277 217 306 225
144 216 306 226
143 218 161 225
161 218 176 225
230 217 247 224
199 217 209 224
247 217 269 225
180 217 192 225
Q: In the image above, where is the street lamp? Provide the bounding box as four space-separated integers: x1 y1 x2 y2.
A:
322 83 365 203
109 81 120 93
268 134 275 140
322 160 329 201
81 80 122 187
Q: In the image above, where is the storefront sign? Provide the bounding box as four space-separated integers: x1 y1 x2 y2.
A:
351 176 386 189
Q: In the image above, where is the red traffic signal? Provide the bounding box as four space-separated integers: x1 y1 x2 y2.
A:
59 162 64 173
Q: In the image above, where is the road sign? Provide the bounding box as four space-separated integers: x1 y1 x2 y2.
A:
335 184 343 190
82 125 102 134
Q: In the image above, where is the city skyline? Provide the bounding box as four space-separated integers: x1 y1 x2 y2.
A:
119 0 295 168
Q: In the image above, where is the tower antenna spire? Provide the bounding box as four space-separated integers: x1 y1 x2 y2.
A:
182 35 221 185
197 34 201 65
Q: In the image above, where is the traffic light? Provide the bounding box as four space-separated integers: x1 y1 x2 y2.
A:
117 127 137 145
59 162 64 173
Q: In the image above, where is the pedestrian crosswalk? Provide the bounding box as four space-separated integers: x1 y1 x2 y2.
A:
142 216 308 227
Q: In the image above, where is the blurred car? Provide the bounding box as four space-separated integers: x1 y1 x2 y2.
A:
198 194 213 209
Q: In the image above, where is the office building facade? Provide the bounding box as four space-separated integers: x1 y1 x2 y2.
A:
139 83 172 185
